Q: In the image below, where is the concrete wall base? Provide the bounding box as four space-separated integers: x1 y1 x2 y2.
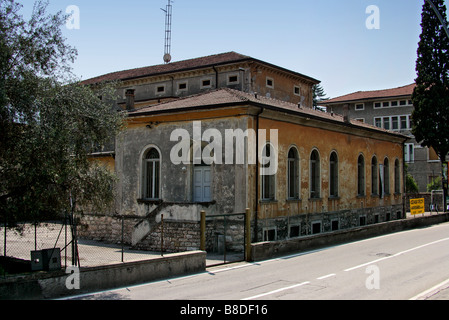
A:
250 214 449 262
0 251 206 300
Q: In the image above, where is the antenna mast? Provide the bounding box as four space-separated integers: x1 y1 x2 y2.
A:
161 0 173 64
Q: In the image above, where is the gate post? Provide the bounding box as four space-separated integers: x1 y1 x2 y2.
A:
200 210 206 251
245 208 251 262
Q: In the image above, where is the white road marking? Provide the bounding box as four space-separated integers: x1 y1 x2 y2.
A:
241 281 310 300
344 237 449 272
317 273 336 280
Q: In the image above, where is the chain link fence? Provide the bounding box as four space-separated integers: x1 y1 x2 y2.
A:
0 218 164 276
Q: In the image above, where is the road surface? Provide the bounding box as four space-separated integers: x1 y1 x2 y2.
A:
66 221 449 301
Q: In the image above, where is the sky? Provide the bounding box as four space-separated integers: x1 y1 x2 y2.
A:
19 0 433 98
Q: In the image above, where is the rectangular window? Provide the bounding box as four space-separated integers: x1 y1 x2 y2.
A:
227 74 239 85
391 116 399 130
331 219 339 231
374 117 382 128
359 215 367 226
391 101 398 107
194 166 212 202
383 118 390 130
400 116 408 130
178 82 187 91
405 143 414 163
383 102 390 107
289 225 300 238
400 100 407 106
263 228 277 241
312 221 322 234
355 103 365 111
294 86 301 96
156 85 165 94
266 77 274 88
201 79 212 89
374 102 382 109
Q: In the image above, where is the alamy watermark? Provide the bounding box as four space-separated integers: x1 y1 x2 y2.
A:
66 5 80 30
366 5 380 30
65 266 80 290
365 265 380 290
170 121 279 175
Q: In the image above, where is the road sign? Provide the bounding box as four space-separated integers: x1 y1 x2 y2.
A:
410 198 425 215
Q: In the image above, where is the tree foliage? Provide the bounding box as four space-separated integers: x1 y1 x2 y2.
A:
0 0 124 223
312 84 329 109
412 0 449 162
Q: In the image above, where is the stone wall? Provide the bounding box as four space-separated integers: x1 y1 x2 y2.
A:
256 204 404 242
136 220 200 253
77 213 202 253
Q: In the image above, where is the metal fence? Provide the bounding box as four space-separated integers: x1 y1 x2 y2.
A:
203 212 247 266
0 219 165 274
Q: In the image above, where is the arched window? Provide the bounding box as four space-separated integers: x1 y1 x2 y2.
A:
329 152 338 198
287 147 300 199
143 148 160 200
394 159 401 194
384 158 390 195
310 150 320 199
261 143 276 200
371 156 378 195
357 154 365 196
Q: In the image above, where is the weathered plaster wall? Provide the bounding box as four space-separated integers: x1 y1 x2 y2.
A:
115 113 251 218
251 115 404 218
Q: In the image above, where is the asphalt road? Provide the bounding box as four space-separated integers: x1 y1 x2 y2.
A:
67 221 449 301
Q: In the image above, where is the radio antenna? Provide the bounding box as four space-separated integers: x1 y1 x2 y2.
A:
161 0 173 64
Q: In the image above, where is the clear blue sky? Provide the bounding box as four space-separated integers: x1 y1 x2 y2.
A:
20 0 432 98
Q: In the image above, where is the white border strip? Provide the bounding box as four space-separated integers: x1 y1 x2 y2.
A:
409 278 449 300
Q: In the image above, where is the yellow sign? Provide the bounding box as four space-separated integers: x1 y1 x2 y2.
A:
410 198 425 215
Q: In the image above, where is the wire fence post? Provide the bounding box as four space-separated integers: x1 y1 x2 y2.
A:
200 210 206 251
34 222 37 251
121 216 124 263
160 214 164 256
245 208 251 262
3 217 6 257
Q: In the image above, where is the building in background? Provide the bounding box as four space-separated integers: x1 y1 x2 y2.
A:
321 84 441 193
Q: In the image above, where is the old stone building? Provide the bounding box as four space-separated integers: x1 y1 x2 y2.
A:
80 52 407 254
321 84 442 193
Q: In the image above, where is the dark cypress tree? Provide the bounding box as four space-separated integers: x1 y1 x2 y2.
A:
412 0 449 210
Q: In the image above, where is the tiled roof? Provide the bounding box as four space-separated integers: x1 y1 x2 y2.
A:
82 51 319 85
128 88 406 138
322 83 416 105
81 52 252 85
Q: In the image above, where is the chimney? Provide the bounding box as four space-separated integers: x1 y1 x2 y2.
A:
343 103 350 123
125 89 135 110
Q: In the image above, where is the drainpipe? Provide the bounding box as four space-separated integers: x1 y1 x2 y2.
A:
213 66 219 89
254 106 264 243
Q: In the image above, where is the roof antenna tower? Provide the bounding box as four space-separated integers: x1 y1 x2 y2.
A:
161 0 173 64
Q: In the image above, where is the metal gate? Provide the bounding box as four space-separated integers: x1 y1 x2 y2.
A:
201 210 251 267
